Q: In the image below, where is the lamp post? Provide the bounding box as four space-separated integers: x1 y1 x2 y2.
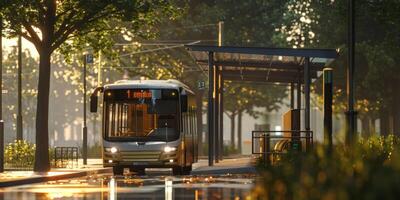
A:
346 0 357 145
0 16 4 173
16 35 23 140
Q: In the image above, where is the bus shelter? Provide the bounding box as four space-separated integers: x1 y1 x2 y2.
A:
185 45 338 166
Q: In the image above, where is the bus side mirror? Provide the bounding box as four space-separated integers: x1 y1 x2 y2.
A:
181 95 188 112
90 95 98 113
90 86 103 113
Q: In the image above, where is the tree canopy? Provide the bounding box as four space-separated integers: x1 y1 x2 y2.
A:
0 0 177 172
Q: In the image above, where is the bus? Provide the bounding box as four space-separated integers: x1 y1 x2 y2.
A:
90 79 198 175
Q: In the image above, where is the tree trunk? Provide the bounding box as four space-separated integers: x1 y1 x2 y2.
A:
195 90 204 155
34 47 51 172
230 113 236 149
237 110 243 154
370 117 376 135
361 117 370 138
380 109 389 136
393 90 400 136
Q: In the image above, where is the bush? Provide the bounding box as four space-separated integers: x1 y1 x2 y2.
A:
87 142 102 158
253 135 400 200
223 144 240 156
5 140 36 169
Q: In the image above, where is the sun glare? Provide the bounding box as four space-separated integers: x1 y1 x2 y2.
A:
2 37 39 58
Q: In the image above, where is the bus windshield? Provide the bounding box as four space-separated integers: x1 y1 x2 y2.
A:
104 89 180 142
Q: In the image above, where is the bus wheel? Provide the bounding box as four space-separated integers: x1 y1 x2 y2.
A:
172 167 182 176
182 165 192 175
113 166 123 175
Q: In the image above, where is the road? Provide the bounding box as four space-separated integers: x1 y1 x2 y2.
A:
0 170 255 200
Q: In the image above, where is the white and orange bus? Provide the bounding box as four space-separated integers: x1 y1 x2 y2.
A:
90 80 198 175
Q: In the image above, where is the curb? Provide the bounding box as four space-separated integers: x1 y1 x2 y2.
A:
0 168 112 188
191 166 257 175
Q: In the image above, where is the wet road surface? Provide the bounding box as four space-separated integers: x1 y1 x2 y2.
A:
0 170 255 200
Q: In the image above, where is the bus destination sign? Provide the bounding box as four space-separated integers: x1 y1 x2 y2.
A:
128 90 152 99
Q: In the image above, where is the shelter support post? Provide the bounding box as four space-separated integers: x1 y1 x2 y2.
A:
323 68 333 150
297 77 301 110
219 69 224 161
214 65 220 163
208 51 215 166
296 73 302 132
290 83 295 109
294 73 302 148
304 57 311 150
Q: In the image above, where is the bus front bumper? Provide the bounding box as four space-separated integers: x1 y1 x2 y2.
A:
103 151 178 168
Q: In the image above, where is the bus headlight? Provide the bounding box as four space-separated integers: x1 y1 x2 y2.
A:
164 146 176 153
105 147 118 153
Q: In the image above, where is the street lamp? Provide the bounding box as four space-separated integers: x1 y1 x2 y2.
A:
0 16 4 173
16 35 23 141
346 0 357 145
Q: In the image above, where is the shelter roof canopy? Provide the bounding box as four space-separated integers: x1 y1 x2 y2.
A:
185 45 338 83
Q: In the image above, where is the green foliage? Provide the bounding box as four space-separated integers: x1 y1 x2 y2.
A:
279 0 400 135
0 0 177 53
2 49 38 136
223 144 240 156
254 135 400 200
4 140 36 169
200 143 240 156
1 0 180 172
87 142 102 158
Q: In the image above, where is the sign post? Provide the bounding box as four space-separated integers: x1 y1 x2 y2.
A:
83 54 93 165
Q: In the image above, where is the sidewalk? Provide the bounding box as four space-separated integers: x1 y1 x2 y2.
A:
0 159 111 188
192 156 257 175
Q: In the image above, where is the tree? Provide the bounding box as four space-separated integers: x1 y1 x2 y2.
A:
79 0 291 155
2 48 38 142
0 0 175 172
278 0 400 137
223 82 286 151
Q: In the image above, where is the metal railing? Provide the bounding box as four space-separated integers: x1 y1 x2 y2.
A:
252 130 313 165
53 147 79 168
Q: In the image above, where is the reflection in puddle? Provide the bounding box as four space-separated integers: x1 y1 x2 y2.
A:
108 177 116 200
0 174 254 200
165 177 173 200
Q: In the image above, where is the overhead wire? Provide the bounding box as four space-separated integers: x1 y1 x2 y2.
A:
118 40 200 57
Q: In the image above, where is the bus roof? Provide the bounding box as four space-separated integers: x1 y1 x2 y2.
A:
104 79 194 94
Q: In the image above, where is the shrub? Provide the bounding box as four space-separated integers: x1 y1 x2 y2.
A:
253 135 400 200
223 144 240 156
87 142 102 158
4 140 36 169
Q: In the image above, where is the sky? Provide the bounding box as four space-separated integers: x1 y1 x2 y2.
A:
2 37 39 58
